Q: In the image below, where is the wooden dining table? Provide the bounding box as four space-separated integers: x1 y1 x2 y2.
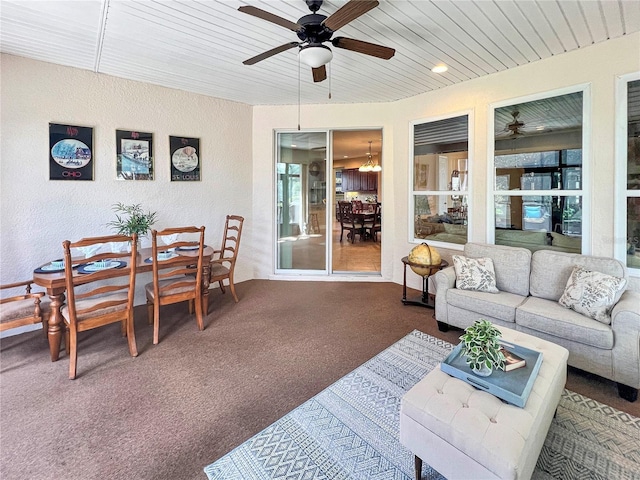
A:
33 246 213 362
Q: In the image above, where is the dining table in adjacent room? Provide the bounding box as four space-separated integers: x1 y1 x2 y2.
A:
33 245 213 362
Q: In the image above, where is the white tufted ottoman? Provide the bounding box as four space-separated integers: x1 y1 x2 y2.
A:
400 326 569 480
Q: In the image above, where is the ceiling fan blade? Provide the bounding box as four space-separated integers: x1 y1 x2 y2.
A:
243 42 300 65
238 5 302 32
322 0 379 31
332 37 395 59
312 65 327 83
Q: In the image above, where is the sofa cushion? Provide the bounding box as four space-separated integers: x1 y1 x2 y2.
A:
530 250 627 302
559 266 627 324
530 250 578 301
453 255 499 293
516 297 614 350
464 243 532 296
447 289 525 323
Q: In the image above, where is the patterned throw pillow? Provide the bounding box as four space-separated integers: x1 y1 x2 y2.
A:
559 266 627 324
452 255 499 293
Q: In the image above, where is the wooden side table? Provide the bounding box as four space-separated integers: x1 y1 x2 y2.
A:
401 257 448 308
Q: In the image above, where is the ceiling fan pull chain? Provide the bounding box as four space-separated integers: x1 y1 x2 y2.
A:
298 53 301 131
328 62 332 100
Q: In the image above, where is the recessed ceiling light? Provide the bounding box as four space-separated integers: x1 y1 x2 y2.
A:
343 155 348 158
536 126 545 131
432 64 448 73
291 144 297 147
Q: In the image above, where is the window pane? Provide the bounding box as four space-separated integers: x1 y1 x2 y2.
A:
414 194 468 244
412 114 469 242
493 195 582 252
628 197 640 269
628 80 640 190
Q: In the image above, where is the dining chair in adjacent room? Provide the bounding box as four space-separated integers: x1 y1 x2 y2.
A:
61 234 138 380
365 202 382 242
145 226 205 344
209 215 244 303
338 201 364 243
0 280 47 336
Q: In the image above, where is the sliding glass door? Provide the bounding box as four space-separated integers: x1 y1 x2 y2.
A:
275 129 382 275
276 132 328 272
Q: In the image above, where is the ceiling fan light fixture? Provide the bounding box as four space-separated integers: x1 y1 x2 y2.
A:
299 45 333 68
431 63 448 73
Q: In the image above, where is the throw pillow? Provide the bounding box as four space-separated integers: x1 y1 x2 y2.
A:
452 255 499 293
559 266 627 324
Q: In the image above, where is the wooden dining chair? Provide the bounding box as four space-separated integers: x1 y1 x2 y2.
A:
1 280 47 336
338 201 364 243
210 215 244 303
62 234 138 380
145 226 205 344
365 202 382 242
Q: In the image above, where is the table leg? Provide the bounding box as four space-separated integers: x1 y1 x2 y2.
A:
47 292 65 362
402 262 408 302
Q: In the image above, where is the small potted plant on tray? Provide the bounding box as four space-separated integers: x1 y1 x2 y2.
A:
106 203 157 242
459 319 506 377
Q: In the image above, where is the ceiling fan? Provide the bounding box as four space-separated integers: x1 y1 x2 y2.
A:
505 111 525 138
238 0 395 83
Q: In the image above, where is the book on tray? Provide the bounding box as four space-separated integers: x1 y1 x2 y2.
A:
501 347 526 371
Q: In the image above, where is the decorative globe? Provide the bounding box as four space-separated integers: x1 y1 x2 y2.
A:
408 243 441 276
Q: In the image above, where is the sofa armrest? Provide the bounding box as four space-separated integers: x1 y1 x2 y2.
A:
433 266 456 324
610 290 640 389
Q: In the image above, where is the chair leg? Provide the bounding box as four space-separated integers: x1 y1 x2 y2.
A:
153 301 161 345
188 299 194 314
68 327 78 380
218 280 226 294
126 312 138 357
146 299 153 326
194 296 204 331
229 273 239 303
65 325 70 355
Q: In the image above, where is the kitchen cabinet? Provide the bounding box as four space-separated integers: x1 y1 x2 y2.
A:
342 169 377 192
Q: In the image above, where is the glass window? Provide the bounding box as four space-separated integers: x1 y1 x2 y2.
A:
411 114 469 246
492 91 584 253
625 79 640 270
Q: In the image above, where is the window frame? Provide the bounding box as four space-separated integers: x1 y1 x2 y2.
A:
486 84 591 253
409 109 474 249
615 72 640 277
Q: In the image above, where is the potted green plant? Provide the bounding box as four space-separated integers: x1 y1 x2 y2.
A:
459 319 506 376
106 203 157 241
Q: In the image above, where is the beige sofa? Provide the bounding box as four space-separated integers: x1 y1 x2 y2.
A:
433 242 640 402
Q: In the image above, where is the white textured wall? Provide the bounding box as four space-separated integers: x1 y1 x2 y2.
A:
253 33 640 292
1 54 254 303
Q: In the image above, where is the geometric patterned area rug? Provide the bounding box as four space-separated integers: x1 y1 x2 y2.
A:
204 330 640 480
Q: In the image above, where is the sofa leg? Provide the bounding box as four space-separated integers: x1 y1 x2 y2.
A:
617 383 638 402
436 321 449 332
414 455 422 480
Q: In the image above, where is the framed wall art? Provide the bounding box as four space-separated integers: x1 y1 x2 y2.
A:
116 130 154 180
49 123 94 180
170 136 200 181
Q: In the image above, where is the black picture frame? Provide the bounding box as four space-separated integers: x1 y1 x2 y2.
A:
49 123 94 181
116 129 154 180
170 136 200 181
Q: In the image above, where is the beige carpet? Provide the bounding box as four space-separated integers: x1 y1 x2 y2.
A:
1 280 637 480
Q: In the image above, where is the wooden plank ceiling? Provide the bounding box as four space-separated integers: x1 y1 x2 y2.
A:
1 0 639 106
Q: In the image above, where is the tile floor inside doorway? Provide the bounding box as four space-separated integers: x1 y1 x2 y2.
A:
281 220 381 272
